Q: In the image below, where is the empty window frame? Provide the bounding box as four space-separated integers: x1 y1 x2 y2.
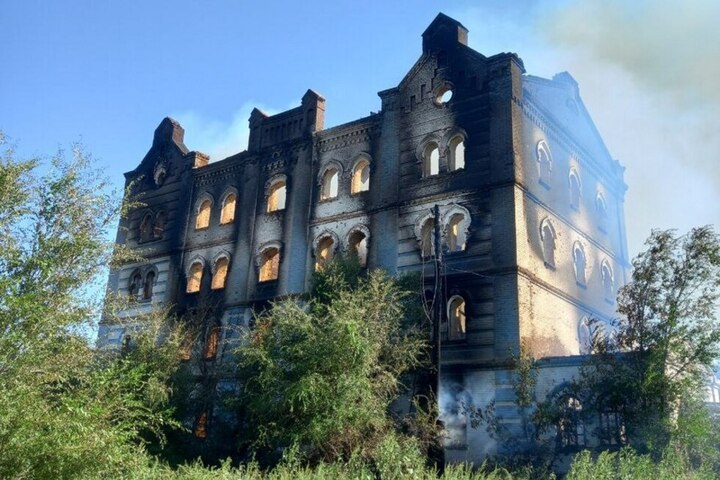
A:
195 199 212 230
154 211 167 239
194 411 209 439
259 247 280 282
348 229 368 267
573 242 587 285
203 325 220 360
448 135 465 171
320 168 339 201
129 270 142 299
557 396 585 449
143 270 156 300
420 218 435 257
569 170 581 211
536 140 552 186
315 236 335 271
540 219 556 268
220 192 237 224
446 213 468 252
601 260 614 301
578 316 592 355
187 261 204 293
447 295 467 341
267 180 287 213
139 213 153 242
211 256 229 290
596 193 608 231
351 158 370 193
422 143 440 177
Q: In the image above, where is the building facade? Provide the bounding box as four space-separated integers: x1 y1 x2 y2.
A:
100 13 629 462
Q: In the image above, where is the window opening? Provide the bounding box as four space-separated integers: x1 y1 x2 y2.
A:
259 248 280 282
446 213 467 252
558 396 585 449
420 218 435 257
220 193 236 224
449 136 465 171
194 411 208 439
541 221 556 268
195 199 211 229
569 171 581 211
211 257 229 290
203 326 220 360
422 143 440 177
351 159 370 193
602 261 614 301
129 271 142 299
187 262 203 293
448 296 466 341
320 168 339 200
348 230 368 267
315 236 335 271
154 211 167 239
573 243 586 285
597 193 608 231
140 213 153 242
143 271 155 300
267 181 287 212
537 141 552 186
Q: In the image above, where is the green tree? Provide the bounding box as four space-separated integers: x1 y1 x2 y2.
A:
580 227 720 458
0 133 184 479
236 259 429 465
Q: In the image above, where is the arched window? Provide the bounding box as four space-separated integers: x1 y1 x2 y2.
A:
154 211 167 239
259 247 280 282
420 218 435 257
448 136 465 171
195 199 212 230
569 170 581 211
447 295 466 341
320 168 339 201
422 143 440 177
348 229 368 267
446 213 468 252
220 193 236 224
129 271 142 299
179 337 193 361
211 256 229 290
573 242 586 285
537 140 552 186
315 236 335 271
578 317 592 354
596 193 608 231
203 325 220 360
557 395 585 449
351 158 370 193
143 270 155 300
267 180 287 212
139 213 153 242
601 260 614 301
194 411 208 439
187 261 203 293
540 220 556 268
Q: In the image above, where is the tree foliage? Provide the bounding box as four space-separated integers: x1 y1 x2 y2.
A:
578 227 720 453
0 133 185 479
236 259 428 463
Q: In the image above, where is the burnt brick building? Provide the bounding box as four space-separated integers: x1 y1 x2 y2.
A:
100 13 629 463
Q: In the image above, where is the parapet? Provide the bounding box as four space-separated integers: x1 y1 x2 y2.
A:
247 89 326 152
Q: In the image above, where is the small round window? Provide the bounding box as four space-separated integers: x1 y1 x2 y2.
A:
434 84 454 107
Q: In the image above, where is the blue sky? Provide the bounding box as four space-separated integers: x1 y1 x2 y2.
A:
1 0 717 257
